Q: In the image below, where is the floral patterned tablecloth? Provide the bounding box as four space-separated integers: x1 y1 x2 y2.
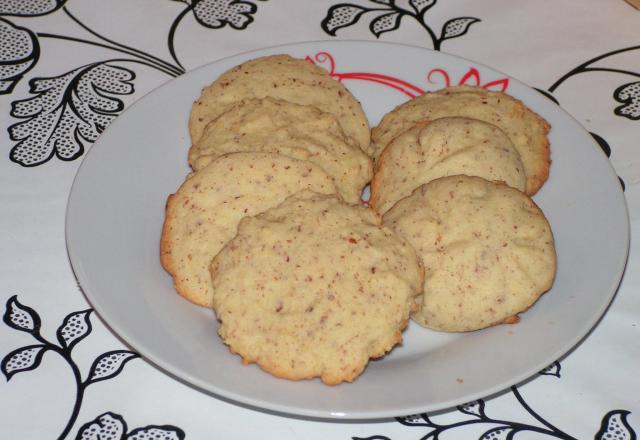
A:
1 1 639 438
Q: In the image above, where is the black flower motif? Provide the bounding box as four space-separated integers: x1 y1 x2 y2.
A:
192 0 259 29
369 11 402 37
2 344 48 380
2 297 154 439
85 351 139 385
76 412 126 440
321 0 480 50
0 0 67 17
539 361 561 377
8 62 135 166
386 386 638 439
439 17 480 42
322 4 369 36
0 18 39 94
595 410 635 440
3 295 41 335
409 0 436 14
76 412 185 440
396 413 433 427
614 81 640 120
457 400 486 418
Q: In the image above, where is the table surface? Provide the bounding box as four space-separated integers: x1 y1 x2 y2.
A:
1 1 638 438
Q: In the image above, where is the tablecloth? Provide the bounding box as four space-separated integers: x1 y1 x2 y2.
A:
1 0 638 438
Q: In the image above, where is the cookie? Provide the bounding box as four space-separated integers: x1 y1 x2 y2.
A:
383 175 556 332
370 117 526 214
160 153 337 307
210 190 424 384
189 97 372 204
370 86 550 195
189 54 370 151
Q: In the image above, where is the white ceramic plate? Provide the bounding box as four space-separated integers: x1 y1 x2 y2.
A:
66 41 629 419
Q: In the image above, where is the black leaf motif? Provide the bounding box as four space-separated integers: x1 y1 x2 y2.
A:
535 87 559 105
0 18 39 94
590 132 612 158
409 0 436 14
440 17 480 41
369 11 402 37
591 133 624 195
0 0 66 17
75 412 127 440
396 413 434 427
457 400 486 417
613 81 640 120
192 0 258 30
56 309 93 352
3 295 41 335
479 426 514 440
9 62 135 167
321 4 368 36
127 426 186 440
1 344 47 380
595 410 636 440
85 350 139 385
539 361 561 377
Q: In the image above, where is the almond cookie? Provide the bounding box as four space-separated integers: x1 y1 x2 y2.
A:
210 190 424 385
189 97 372 204
189 54 370 151
160 153 337 307
370 86 550 195
370 117 526 214
383 175 556 332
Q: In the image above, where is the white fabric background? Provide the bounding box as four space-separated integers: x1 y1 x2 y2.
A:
1 0 638 438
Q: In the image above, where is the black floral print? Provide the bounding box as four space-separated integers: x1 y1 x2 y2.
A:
0 18 39 94
1 1 267 166
191 0 260 29
614 81 640 120
547 44 640 122
353 364 636 440
2 295 185 439
76 412 185 440
8 63 135 166
167 0 266 69
541 46 640 190
0 0 68 17
322 0 480 50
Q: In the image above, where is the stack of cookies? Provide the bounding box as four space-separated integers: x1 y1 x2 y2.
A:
160 54 557 384
370 86 556 333
160 55 424 385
